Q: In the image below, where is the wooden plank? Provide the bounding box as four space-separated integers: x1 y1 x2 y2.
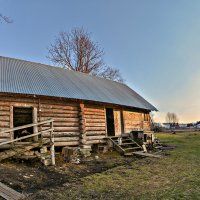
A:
33 107 38 141
114 110 121 136
0 182 25 200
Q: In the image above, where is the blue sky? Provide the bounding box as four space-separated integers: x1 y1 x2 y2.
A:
1 0 200 123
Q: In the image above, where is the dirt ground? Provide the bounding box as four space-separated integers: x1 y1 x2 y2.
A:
0 151 136 199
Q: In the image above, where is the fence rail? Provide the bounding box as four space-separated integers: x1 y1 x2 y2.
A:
0 119 55 165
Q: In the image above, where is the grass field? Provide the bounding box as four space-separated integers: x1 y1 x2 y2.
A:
30 132 200 200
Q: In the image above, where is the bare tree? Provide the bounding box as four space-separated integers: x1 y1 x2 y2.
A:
47 28 124 82
0 13 12 23
166 112 178 125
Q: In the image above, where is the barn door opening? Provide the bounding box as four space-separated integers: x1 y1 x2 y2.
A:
13 107 33 139
106 108 115 136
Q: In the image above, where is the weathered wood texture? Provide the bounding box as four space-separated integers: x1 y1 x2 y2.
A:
0 182 25 200
0 95 150 147
40 102 80 146
123 110 150 132
84 105 106 143
0 96 80 146
114 110 122 136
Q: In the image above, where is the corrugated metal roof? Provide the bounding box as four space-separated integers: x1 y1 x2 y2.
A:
0 56 157 111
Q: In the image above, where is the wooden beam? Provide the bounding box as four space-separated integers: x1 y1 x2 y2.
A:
9 106 13 140
0 182 25 200
50 121 55 166
33 107 38 141
79 103 86 146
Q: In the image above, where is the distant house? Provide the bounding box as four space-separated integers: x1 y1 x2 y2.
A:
0 56 157 148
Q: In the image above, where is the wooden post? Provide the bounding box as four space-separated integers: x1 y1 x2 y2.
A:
9 106 14 140
79 103 86 146
104 106 108 136
33 107 38 141
50 121 55 165
120 108 125 135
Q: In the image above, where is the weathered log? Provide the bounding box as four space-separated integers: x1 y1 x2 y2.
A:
0 106 10 111
42 122 79 127
0 116 10 121
85 119 105 123
40 117 79 122
41 109 79 114
84 105 104 109
43 132 80 137
84 111 105 116
85 140 106 145
0 132 10 137
54 141 79 146
53 137 79 142
0 111 9 116
0 101 37 107
41 113 78 118
53 127 80 132
62 146 80 162
86 135 106 140
0 138 9 142
85 127 105 131
86 131 106 136
84 115 105 119
40 104 78 111
0 121 10 127
85 123 105 127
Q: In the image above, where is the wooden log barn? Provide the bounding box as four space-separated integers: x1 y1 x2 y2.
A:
0 56 157 158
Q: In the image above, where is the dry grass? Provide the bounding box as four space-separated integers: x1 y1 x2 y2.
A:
29 132 200 199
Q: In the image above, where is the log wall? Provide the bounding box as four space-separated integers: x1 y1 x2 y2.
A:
84 104 106 144
40 102 80 146
0 94 151 146
0 95 81 146
123 110 150 132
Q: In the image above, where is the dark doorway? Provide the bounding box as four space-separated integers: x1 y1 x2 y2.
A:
106 108 115 136
13 107 33 139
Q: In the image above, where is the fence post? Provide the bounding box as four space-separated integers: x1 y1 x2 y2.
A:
33 107 38 141
50 121 55 165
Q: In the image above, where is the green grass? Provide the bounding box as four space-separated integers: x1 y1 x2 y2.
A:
33 132 200 199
